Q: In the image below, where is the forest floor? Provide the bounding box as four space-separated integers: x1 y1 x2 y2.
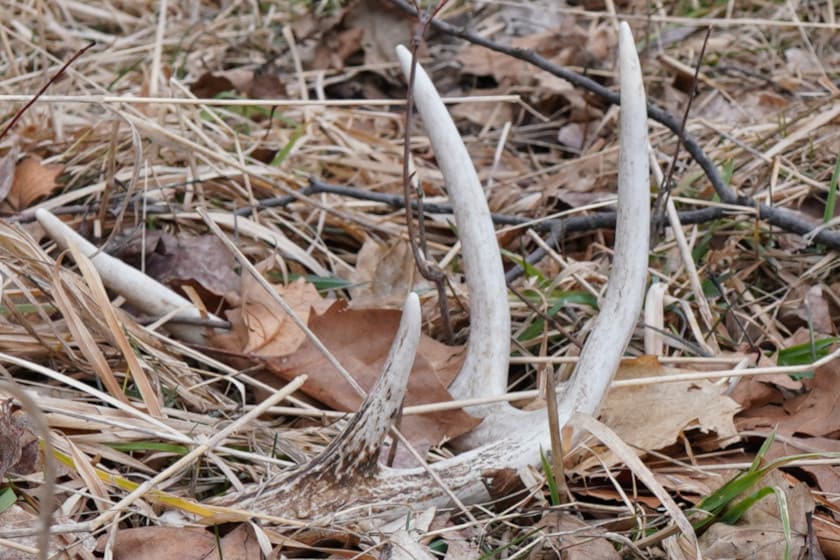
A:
0 0 839 558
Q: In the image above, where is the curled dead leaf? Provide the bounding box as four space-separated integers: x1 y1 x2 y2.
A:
571 356 741 473
0 400 39 480
8 156 63 210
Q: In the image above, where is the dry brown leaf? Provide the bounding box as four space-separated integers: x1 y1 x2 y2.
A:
114 231 241 302
0 400 39 480
246 63 287 100
482 468 529 513
344 237 427 308
312 27 365 71
814 512 840 558
451 101 514 129
211 276 476 455
0 505 61 559
442 539 481 560
9 156 63 210
189 72 236 99
457 43 530 86
542 150 618 203
191 64 284 102
573 356 740 472
341 0 416 68
216 524 265 560
99 526 229 560
97 524 264 559
804 285 834 334
530 511 621 559
261 300 477 455
734 359 840 502
728 369 802 411
573 484 665 509
698 470 813 560
268 301 478 447
238 276 331 356
737 360 840 438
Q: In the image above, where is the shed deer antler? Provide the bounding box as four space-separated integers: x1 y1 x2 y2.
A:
213 21 650 520
37 23 650 524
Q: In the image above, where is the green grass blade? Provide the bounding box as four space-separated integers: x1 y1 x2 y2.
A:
0 487 16 513
270 126 304 166
718 486 774 524
107 442 190 454
501 249 546 284
540 447 561 506
695 469 766 517
749 430 776 471
823 154 840 223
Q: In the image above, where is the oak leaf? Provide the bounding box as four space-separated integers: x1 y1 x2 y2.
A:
9 156 63 210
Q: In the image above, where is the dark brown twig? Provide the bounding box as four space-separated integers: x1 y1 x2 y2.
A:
652 26 712 241
0 42 95 143
402 0 454 343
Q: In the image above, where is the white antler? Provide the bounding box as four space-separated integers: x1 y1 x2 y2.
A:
38 23 652 526
35 208 220 345
394 46 511 408
394 20 649 449
231 21 650 520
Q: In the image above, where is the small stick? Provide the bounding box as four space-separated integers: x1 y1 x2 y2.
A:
401 0 455 342
0 42 95 142
652 26 712 241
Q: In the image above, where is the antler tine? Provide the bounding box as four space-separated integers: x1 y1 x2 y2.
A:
226 294 422 520
555 21 650 421
394 45 511 409
35 208 219 345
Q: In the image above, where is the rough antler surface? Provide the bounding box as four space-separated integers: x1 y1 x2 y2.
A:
38 23 652 525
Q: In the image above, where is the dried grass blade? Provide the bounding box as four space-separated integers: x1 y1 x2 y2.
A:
66 240 163 417
50 266 130 407
571 412 699 555
63 437 111 512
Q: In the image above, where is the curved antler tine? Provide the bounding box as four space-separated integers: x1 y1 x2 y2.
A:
315 292 422 473
395 45 511 408
35 208 218 344
553 21 650 422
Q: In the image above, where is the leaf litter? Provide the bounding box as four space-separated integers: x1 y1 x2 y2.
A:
0 0 838 558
